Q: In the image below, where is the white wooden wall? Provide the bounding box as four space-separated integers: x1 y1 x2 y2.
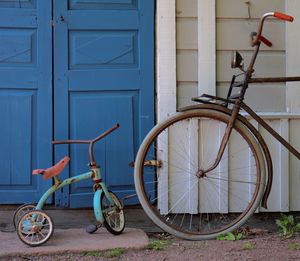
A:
252 115 300 211
157 0 300 211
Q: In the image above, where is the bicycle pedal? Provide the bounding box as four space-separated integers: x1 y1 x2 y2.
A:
86 224 98 234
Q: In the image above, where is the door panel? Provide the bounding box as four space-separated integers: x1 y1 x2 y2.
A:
54 0 154 207
0 1 52 203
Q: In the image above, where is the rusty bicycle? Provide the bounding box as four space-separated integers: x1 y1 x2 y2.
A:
14 124 125 246
134 11 300 240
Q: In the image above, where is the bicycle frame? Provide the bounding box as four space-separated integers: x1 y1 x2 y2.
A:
189 12 300 209
35 167 115 224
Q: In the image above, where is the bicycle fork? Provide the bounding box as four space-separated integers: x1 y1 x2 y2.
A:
198 103 240 177
92 168 115 224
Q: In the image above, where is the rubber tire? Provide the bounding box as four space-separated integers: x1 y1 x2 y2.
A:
101 190 125 235
134 109 266 240
17 210 54 247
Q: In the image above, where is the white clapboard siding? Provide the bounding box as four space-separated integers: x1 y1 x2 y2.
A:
217 51 286 82
218 83 286 112
217 0 285 19
216 0 287 112
176 0 199 108
158 115 300 213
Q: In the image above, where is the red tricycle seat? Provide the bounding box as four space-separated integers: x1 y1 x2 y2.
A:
32 156 70 180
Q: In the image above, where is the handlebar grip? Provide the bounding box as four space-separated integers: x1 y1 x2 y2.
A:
259 35 272 47
274 12 294 22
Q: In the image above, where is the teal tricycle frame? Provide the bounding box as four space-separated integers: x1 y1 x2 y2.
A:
14 124 125 247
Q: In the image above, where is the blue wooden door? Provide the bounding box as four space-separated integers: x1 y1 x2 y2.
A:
54 0 154 207
0 1 52 203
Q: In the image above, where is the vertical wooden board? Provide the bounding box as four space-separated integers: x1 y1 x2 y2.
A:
157 0 176 121
0 1 52 203
258 119 281 211
199 119 226 212
188 119 199 214
228 130 251 212
168 119 199 214
158 131 169 214
0 94 13 185
289 119 300 211
198 0 216 96
10 94 32 185
54 0 154 207
279 119 289 211
286 1 300 113
69 92 135 186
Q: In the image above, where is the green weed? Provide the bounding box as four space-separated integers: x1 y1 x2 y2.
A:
288 243 300 250
103 248 125 259
276 214 300 238
242 242 256 250
83 251 102 257
147 239 171 250
217 232 243 241
83 248 125 259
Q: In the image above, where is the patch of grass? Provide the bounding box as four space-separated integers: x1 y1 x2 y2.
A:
242 242 256 250
288 243 300 250
103 248 125 259
83 248 125 259
217 232 243 241
83 250 102 257
147 239 171 250
276 214 300 238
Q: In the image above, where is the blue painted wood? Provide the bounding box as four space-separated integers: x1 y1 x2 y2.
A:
54 0 154 207
0 1 52 204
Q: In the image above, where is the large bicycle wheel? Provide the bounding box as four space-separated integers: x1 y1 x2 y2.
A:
134 109 266 240
101 191 125 235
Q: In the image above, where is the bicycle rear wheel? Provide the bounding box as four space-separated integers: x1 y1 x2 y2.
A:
134 109 266 240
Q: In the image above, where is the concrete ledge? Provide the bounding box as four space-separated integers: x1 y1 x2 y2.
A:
0 227 149 258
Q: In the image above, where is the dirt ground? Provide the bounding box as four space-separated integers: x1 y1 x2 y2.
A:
5 231 300 261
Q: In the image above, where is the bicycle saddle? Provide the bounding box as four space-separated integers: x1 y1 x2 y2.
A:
32 156 70 180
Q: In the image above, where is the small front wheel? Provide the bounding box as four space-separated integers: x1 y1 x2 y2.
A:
17 210 54 246
101 191 125 235
13 203 36 228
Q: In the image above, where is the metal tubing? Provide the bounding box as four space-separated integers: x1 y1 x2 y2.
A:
241 103 300 160
203 103 241 175
93 189 104 223
179 103 274 209
249 76 300 83
36 171 94 210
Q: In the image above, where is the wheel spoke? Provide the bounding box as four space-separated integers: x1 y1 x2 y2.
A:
135 110 265 240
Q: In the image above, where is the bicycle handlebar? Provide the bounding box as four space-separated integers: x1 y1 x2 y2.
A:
52 123 120 166
251 12 294 47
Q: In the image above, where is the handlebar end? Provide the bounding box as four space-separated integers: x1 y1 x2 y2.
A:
274 12 294 22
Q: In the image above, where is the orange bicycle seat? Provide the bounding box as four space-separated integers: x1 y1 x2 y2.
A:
32 156 70 180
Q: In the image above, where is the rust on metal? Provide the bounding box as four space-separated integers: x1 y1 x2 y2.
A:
249 76 300 83
52 124 120 167
241 103 300 160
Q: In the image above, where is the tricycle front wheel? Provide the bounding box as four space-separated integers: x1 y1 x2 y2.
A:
101 191 125 235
